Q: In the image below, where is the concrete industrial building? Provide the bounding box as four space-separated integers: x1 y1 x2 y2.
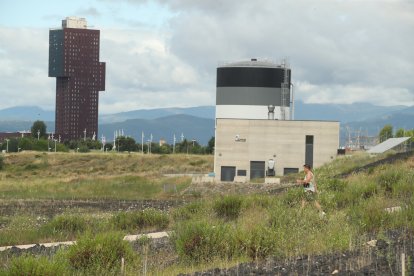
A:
214 59 339 181
49 17 105 141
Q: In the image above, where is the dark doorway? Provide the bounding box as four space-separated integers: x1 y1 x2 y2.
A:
250 161 265 180
221 166 236 182
305 135 314 168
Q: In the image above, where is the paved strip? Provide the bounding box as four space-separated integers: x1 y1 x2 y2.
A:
0 231 170 252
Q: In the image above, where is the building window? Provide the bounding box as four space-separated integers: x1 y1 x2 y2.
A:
237 170 247 176
284 168 299 175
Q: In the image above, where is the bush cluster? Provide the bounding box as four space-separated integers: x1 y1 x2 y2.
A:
213 195 243 219
66 232 133 271
45 214 87 234
5 255 66 276
110 209 169 232
173 221 238 262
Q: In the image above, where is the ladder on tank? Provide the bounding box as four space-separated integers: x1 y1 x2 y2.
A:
280 63 289 120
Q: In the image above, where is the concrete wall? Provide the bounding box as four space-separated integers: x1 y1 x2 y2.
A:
214 119 339 180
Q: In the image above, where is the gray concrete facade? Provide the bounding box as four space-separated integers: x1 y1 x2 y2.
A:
214 119 339 181
216 87 290 106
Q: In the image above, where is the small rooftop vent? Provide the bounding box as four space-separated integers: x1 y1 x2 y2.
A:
268 105 275 120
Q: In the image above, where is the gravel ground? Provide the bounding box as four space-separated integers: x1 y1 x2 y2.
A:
180 230 414 276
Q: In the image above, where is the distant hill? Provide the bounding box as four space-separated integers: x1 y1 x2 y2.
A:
294 101 407 122
0 106 55 122
1 103 413 147
99 114 215 145
343 106 414 133
100 106 215 123
0 121 54 133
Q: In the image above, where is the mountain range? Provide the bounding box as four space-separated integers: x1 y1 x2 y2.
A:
1 101 413 145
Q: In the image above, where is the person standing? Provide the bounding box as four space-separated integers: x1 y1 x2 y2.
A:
296 164 325 216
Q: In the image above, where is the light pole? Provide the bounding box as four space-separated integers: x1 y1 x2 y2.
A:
37 130 40 141
173 134 176 154
141 131 144 154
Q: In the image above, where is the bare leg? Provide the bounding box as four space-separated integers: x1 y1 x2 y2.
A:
314 201 323 212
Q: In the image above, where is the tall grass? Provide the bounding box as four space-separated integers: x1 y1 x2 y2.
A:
3 255 67 276
110 209 169 232
65 232 134 272
213 195 244 220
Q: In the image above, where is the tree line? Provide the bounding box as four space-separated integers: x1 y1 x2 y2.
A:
379 124 414 143
0 120 214 154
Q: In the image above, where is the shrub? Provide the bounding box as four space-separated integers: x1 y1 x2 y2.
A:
172 221 237 263
111 209 169 232
78 145 90 153
213 195 243 220
65 232 133 271
45 214 87 234
348 197 392 232
333 180 378 209
281 187 303 207
5 255 67 276
241 225 280 259
376 169 403 194
321 178 347 192
172 201 204 221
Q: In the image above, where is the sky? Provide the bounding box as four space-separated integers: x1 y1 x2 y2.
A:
0 0 413 114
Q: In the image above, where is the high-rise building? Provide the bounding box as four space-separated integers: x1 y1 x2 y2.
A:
49 17 105 141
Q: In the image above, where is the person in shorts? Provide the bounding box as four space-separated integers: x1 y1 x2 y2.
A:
296 164 325 216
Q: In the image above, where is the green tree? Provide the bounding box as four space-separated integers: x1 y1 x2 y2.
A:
379 124 393 142
116 136 137 152
31 121 47 139
206 136 215 154
395 128 405 138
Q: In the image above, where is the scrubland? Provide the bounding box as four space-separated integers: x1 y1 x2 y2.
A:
0 151 413 275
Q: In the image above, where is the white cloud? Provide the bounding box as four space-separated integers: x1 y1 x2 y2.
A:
0 0 413 114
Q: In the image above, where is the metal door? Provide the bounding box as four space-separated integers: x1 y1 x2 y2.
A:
221 166 236 182
250 161 265 180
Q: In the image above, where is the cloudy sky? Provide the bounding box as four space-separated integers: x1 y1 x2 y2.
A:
0 0 413 114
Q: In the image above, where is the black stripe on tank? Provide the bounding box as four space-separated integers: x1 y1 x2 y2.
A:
216 67 290 88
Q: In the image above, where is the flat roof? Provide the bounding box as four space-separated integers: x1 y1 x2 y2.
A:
216 118 339 123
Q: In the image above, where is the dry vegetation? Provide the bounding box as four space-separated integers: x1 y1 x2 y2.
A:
0 151 213 200
0 151 413 275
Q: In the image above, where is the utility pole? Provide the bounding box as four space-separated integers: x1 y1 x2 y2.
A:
141 131 144 154
173 134 176 154
37 130 40 141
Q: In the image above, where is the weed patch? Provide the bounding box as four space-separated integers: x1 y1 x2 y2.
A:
173 221 238 263
213 195 243 220
65 232 133 271
2 255 67 276
110 209 169 232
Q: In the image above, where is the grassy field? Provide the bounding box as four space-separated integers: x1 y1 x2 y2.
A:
0 151 212 200
0 151 413 275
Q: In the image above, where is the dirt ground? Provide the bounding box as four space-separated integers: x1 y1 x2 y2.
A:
0 199 185 218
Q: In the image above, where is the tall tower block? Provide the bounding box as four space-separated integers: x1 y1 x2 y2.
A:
49 17 105 141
